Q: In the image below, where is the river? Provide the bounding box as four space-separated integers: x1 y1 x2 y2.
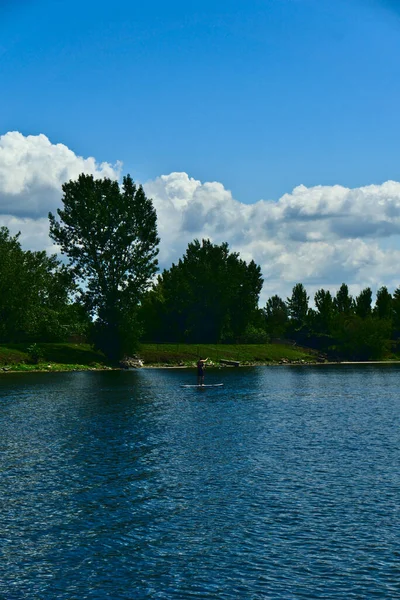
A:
1 365 399 599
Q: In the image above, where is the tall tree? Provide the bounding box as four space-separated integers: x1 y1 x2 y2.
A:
314 288 334 331
355 287 372 319
305 288 335 350
287 283 309 332
49 174 159 359
373 286 392 320
334 283 354 315
392 287 400 339
141 239 263 343
263 295 288 338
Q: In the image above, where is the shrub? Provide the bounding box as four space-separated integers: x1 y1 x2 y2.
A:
27 343 44 364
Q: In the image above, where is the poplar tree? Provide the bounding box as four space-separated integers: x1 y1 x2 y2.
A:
287 283 309 329
355 287 372 319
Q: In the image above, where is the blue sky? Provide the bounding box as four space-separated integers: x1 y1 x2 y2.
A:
2 0 400 302
2 0 400 202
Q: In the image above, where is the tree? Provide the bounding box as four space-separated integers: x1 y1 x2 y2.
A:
19 249 77 341
314 289 334 331
49 174 159 359
303 288 335 351
141 239 263 343
287 283 309 332
355 287 372 319
0 227 24 340
330 315 391 360
373 286 392 320
334 283 354 315
263 295 288 338
392 287 400 340
0 226 75 342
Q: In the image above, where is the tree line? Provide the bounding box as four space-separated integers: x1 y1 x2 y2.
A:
0 174 399 361
265 282 400 360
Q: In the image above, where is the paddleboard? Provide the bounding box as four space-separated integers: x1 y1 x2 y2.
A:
181 383 224 388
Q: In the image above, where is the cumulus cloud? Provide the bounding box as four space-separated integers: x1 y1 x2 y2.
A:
145 173 400 302
0 131 121 218
1 131 400 304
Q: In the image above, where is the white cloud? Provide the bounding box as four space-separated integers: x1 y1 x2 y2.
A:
0 131 121 218
1 131 400 304
145 173 400 302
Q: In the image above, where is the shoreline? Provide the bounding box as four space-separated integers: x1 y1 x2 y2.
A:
2 359 400 374
142 360 400 368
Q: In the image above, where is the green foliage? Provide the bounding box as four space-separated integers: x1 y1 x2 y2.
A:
287 283 309 337
313 288 334 332
374 286 392 320
355 287 372 319
0 226 75 343
141 239 263 343
3 203 400 363
236 324 269 344
27 343 44 364
330 315 392 360
392 287 400 341
49 174 159 359
263 294 288 338
334 283 354 315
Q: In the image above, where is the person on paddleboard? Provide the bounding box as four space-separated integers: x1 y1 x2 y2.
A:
197 357 209 386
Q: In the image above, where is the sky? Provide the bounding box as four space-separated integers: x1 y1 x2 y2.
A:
2 0 400 303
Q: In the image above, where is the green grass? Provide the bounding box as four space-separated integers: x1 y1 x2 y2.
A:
0 345 28 365
0 342 108 371
2 341 398 372
138 342 316 365
0 341 317 371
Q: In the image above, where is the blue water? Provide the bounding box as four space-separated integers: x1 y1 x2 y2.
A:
1 365 399 599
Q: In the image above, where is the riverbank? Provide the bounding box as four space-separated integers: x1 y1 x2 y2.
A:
0 341 318 372
1 342 399 373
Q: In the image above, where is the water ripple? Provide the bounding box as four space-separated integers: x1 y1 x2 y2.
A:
1 366 400 598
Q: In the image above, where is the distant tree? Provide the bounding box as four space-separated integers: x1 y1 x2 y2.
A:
330 315 392 360
263 294 288 338
304 288 335 351
141 239 263 343
392 287 400 340
49 174 159 359
287 283 309 332
314 288 334 331
373 286 392 320
334 283 354 315
355 287 372 319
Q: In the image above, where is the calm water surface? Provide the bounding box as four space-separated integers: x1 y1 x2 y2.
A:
1 365 399 599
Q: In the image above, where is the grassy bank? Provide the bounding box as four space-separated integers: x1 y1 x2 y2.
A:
139 342 316 366
0 343 109 372
0 341 317 372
